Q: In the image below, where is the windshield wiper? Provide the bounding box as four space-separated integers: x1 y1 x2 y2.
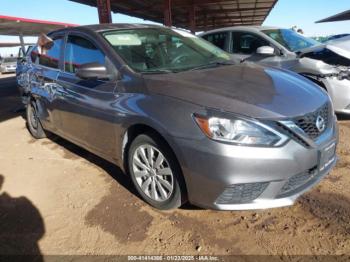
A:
189 61 235 71
140 61 235 74
141 69 176 74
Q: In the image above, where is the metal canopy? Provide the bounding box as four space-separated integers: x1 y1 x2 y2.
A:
0 42 35 48
0 15 77 36
70 0 278 31
316 10 350 23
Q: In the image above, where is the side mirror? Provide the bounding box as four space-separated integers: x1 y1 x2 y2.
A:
256 46 275 56
75 62 109 80
37 34 54 54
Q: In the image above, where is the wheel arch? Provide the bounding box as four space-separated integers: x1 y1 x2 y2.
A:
28 94 47 120
121 123 188 197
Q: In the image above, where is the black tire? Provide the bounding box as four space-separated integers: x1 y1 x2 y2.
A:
26 99 46 139
128 134 186 210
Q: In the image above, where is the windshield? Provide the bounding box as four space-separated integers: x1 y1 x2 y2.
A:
102 28 231 73
3 57 17 63
262 29 320 52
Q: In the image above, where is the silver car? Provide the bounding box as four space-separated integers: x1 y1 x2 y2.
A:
24 24 338 210
0 57 17 74
201 26 350 115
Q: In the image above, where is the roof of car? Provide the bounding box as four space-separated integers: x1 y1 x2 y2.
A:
200 25 281 35
50 23 165 35
83 23 164 31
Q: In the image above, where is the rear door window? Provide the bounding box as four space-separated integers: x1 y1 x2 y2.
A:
232 32 270 54
64 35 105 74
38 37 63 69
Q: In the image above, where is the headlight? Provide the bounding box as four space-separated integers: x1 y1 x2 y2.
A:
194 115 286 147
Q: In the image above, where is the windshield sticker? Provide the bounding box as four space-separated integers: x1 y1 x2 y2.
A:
105 34 142 46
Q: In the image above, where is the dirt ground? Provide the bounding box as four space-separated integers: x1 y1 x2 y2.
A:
0 73 350 256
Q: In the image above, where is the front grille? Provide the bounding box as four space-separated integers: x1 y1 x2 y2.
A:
216 182 269 205
293 103 329 140
277 166 319 198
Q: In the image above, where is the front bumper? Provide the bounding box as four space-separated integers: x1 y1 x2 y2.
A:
175 118 338 210
0 67 16 73
211 158 336 210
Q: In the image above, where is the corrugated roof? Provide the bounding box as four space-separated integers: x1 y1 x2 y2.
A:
0 15 77 36
316 10 350 23
0 42 35 47
70 0 278 31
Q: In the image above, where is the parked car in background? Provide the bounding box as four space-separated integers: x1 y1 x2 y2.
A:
0 57 17 74
201 26 350 114
23 24 338 210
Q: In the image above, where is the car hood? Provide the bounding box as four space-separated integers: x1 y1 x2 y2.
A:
142 63 329 119
298 38 350 60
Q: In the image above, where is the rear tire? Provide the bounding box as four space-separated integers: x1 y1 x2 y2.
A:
128 134 186 210
26 99 46 139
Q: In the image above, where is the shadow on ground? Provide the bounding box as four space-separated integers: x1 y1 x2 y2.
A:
0 175 45 260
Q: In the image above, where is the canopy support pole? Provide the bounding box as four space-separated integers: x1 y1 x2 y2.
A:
189 3 196 34
97 0 112 24
19 33 26 56
164 0 172 27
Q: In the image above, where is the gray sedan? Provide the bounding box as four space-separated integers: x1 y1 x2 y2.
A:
23 24 338 210
201 26 350 115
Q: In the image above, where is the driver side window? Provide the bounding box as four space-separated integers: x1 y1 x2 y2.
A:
233 32 270 55
64 35 105 74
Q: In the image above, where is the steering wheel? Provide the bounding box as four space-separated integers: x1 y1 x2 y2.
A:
171 54 191 65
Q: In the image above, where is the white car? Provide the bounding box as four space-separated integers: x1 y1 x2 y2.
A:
0 57 17 74
201 26 350 114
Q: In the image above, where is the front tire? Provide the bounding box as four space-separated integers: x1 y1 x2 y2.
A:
26 99 46 139
128 134 186 210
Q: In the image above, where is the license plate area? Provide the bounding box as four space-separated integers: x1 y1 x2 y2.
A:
319 142 336 172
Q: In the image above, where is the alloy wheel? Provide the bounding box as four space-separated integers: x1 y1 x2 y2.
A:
132 144 174 202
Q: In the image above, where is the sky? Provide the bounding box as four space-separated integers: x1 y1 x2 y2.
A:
0 0 349 56
264 0 350 36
